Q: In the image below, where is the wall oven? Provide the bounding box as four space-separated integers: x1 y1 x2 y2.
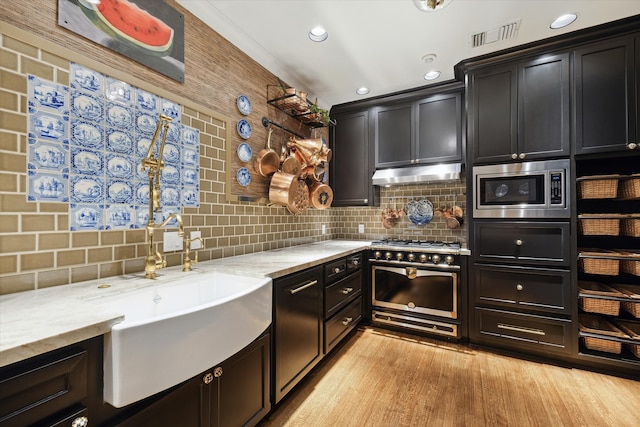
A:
472 159 570 219
369 240 462 338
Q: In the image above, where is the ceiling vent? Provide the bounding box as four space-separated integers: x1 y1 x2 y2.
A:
469 19 521 48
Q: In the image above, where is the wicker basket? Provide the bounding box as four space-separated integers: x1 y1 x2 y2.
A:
579 218 620 236
619 178 640 199
614 321 640 358
578 178 618 199
578 281 624 315
579 257 620 276
621 218 640 237
621 259 640 276
622 301 640 318
611 284 640 319
579 314 627 354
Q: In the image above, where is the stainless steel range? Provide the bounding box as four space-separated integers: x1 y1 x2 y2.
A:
369 239 464 338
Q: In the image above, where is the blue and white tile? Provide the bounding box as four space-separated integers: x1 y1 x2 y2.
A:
134 162 148 180
135 88 159 114
106 102 133 129
28 140 67 172
70 204 104 231
106 128 133 153
182 126 199 147
133 206 157 229
181 185 199 207
135 135 155 158
105 153 134 179
162 142 180 165
71 90 104 123
181 166 199 186
70 63 103 94
105 77 133 106
29 110 68 143
182 146 198 167
27 171 68 202
159 207 181 227
71 147 103 176
135 181 150 206
106 179 134 204
105 204 135 229
160 98 181 123
164 121 181 142
160 185 180 207
135 111 158 135
70 120 103 149
70 175 104 204
28 75 69 115
160 164 180 185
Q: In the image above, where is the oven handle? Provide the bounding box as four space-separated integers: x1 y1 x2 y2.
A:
290 280 318 295
497 323 546 336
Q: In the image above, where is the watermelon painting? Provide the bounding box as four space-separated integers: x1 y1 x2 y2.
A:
58 0 184 82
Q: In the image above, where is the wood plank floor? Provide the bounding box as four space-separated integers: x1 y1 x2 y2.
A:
259 326 640 427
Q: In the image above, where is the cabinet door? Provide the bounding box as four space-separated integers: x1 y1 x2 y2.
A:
415 92 463 164
274 266 323 404
216 332 270 427
518 53 570 159
375 103 412 168
330 110 373 206
470 64 518 164
574 35 637 154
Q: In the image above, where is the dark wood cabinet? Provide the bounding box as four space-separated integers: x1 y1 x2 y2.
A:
273 266 324 404
329 109 375 206
469 52 570 164
375 91 463 168
574 34 639 154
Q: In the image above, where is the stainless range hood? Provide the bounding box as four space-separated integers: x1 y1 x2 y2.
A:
372 163 463 186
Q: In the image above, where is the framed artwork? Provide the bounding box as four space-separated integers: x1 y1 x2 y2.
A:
58 0 185 83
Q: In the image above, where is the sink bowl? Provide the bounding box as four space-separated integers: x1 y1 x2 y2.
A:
91 272 272 407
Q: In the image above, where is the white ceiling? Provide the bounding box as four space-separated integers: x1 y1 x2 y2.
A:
176 0 640 109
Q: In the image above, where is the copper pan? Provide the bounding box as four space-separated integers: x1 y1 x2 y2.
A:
308 180 333 209
254 128 279 177
268 171 297 207
280 143 302 177
287 179 310 214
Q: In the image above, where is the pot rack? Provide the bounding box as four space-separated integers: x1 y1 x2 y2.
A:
262 117 306 139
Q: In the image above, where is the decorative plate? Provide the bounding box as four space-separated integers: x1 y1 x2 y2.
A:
237 167 251 187
237 119 252 139
406 199 434 226
237 142 252 162
237 94 251 115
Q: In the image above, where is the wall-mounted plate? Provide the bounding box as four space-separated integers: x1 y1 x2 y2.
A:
237 142 252 162
237 167 251 186
237 119 251 139
237 94 251 115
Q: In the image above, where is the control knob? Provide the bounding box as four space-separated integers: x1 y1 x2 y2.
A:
445 255 454 265
419 254 428 263
407 253 415 262
396 252 404 261
374 251 382 260
385 252 392 261
432 254 441 264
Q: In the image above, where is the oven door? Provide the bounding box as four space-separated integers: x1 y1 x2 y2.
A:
372 265 457 319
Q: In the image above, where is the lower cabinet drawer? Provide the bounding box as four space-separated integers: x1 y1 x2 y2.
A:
324 297 362 354
474 307 572 355
475 264 571 315
325 271 362 318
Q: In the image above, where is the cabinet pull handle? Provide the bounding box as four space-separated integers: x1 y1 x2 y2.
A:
516 284 523 291
290 279 318 294
72 417 89 427
342 316 353 326
519 153 526 159
511 153 518 160
341 287 354 295
352 259 360 267
334 267 341 274
497 323 545 336
203 372 214 384
627 142 637 150
515 239 523 246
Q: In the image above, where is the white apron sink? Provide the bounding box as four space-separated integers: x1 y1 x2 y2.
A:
89 272 272 408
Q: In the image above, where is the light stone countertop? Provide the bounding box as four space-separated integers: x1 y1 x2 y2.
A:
0 240 370 367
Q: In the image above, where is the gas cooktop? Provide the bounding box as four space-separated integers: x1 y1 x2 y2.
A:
370 239 462 254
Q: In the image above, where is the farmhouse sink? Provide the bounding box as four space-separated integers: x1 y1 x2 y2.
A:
87 271 272 408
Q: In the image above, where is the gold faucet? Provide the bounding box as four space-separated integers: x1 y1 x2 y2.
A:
182 233 204 272
141 114 185 279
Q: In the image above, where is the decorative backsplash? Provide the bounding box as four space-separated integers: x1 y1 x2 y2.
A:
26 63 200 231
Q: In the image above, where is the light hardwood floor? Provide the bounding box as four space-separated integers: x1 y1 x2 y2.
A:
260 326 640 427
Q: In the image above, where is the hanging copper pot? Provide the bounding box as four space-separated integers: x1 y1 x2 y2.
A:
287 179 310 214
255 128 279 177
308 181 333 209
280 143 302 177
268 171 297 207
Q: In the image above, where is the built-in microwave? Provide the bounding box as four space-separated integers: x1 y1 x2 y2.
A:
472 159 571 219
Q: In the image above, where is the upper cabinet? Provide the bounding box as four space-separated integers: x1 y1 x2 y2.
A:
330 109 375 206
468 52 570 164
374 90 463 168
574 34 639 155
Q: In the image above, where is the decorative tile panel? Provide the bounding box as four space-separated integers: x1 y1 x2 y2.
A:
26 63 199 231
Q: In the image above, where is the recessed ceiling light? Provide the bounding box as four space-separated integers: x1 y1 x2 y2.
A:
550 13 578 29
413 0 453 12
308 26 328 42
356 87 370 95
421 53 437 64
424 71 441 81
